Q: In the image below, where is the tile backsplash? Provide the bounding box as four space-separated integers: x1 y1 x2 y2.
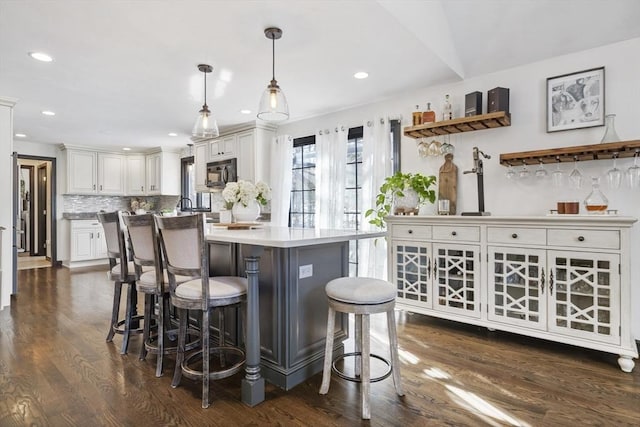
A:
63 195 180 213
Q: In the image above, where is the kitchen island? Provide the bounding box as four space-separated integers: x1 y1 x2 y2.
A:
205 225 384 405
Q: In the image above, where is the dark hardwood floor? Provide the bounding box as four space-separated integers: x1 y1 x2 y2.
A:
1 266 638 426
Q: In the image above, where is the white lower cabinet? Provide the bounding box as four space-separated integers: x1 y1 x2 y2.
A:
387 216 636 372
69 220 107 263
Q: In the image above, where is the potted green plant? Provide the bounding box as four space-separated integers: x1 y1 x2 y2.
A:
365 172 437 228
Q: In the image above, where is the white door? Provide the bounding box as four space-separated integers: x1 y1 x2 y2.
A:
432 243 481 318
392 239 433 310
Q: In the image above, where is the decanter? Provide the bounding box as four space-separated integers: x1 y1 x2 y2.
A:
600 114 620 143
583 177 608 214
442 94 453 121
422 102 436 123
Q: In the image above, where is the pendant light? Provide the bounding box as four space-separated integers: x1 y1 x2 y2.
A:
192 64 219 139
257 27 289 122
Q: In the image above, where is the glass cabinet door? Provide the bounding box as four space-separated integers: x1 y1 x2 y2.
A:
488 247 546 330
547 250 620 345
393 241 432 309
433 244 480 318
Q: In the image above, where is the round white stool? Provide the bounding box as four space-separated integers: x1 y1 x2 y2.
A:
319 277 404 419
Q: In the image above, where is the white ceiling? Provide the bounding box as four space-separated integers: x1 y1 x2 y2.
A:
2 0 640 151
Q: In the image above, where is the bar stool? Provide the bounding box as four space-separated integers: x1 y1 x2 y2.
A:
155 213 247 408
319 277 404 419
121 213 197 376
97 211 147 355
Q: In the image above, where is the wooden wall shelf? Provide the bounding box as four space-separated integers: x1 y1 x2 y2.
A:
499 140 640 166
403 111 511 139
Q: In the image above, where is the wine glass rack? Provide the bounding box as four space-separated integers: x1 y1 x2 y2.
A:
499 140 640 166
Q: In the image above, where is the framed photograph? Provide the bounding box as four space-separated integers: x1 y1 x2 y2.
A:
547 66 605 132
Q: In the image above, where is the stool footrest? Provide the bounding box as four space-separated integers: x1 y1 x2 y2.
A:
182 346 246 381
332 352 392 383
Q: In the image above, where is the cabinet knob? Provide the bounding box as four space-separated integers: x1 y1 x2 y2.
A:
99 185 102 191
578 236 585 242
451 231 457 236
511 233 518 239
141 186 144 191
408 229 413 234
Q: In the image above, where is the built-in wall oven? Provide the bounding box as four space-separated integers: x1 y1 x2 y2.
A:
206 158 237 189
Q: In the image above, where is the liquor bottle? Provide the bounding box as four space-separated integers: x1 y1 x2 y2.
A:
412 105 423 126
442 94 453 121
422 102 436 123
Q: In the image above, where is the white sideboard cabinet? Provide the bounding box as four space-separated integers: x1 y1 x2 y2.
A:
386 215 637 372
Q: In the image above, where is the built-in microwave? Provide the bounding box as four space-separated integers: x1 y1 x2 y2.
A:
206 158 237 189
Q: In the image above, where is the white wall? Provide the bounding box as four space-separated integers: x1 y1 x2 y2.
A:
277 37 640 339
0 97 17 310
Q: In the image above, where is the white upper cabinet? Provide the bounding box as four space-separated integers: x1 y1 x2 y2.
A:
126 155 146 196
66 149 124 195
67 149 97 194
97 153 125 195
194 142 209 192
208 135 237 161
145 151 180 196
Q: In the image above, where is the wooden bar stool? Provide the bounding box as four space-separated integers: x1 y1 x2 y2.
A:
319 277 404 419
155 213 247 408
97 211 146 355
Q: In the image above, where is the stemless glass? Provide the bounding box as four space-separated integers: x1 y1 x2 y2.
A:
606 153 622 189
552 159 565 187
627 149 640 188
535 160 548 179
568 156 583 189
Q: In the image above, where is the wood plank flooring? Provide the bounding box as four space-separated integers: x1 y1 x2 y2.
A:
0 266 638 426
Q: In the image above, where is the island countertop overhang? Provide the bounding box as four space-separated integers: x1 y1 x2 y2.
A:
205 226 385 248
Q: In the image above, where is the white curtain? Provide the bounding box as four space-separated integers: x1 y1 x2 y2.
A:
359 117 392 279
269 135 293 227
315 127 347 229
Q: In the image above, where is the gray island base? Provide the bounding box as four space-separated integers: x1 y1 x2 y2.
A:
206 226 384 401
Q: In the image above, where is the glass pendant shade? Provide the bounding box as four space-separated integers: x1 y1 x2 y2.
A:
257 80 289 122
192 105 219 138
257 27 289 123
192 63 219 139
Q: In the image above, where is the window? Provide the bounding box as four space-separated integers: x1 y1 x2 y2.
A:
181 156 210 210
345 126 363 276
289 136 316 227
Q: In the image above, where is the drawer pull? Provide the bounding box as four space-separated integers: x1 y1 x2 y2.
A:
451 231 457 236
578 236 585 242
408 229 413 234
511 233 518 239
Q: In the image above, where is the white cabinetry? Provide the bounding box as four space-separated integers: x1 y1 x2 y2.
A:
208 135 237 161
387 216 637 372
194 142 209 192
145 151 180 196
69 220 107 263
65 149 125 195
126 155 146 195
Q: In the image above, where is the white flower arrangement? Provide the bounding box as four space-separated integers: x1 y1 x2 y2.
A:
222 180 271 208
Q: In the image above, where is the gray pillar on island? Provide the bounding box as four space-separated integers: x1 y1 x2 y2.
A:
241 252 265 406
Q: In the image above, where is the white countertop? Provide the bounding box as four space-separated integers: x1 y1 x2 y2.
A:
385 215 637 227
205 225 385 248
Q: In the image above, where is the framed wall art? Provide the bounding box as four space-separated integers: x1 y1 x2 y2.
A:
547 66 605 132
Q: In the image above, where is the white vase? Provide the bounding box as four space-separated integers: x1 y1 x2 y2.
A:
232 200 261 222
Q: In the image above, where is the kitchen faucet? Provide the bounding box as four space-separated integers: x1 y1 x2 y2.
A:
176 197 193 212
461 146 491 216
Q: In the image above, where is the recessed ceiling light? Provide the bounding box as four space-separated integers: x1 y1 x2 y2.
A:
29 52 53 62
240 109 252 115
41 110 55 116
354 71 369 79
168 132 178 137
15 133 27 138
122 147 131 151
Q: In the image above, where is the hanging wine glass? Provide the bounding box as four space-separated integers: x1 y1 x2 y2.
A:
606 152 622 189
568 156 583 189
505 163 516 180
628 149 640 188
535 159 548 179
518 161 531 180
552 157 564 187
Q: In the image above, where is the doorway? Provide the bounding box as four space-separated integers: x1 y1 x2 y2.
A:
16 156 56 271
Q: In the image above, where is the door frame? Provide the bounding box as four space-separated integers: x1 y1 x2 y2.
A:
15 155 57 268
19 164 35 254
37 164 47 256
